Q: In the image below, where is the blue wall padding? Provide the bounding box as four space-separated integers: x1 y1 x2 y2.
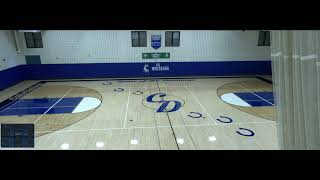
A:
0 60 272 91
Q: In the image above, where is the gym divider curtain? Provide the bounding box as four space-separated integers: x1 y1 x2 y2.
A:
271 31 320 150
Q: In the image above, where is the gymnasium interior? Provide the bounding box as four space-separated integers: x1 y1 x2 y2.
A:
0 30 318 150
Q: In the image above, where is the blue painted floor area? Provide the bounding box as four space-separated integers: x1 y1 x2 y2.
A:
0 97 83 116
10 98 60 108
254 92 274 99
246 100 272 106
233 92 274 107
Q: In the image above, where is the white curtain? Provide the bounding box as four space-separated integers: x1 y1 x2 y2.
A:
271 31 320 150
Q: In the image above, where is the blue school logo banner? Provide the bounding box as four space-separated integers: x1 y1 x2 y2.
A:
151 34 161 50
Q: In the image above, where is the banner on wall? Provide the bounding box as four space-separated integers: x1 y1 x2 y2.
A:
143 63 170 73
142 52 170 59
151 34 161 50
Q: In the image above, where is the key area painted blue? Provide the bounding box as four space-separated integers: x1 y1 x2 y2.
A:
254 92 274 99
0 108 48 116
0 97 84 116
267 99 274 104
234 92 260 101
0 107 78 116
233 92 275 107
47 107 76 114
56 97 83 107
246 100 272 106
10 98 60 108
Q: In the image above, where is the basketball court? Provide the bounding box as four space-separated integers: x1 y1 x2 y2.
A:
0 75 277 150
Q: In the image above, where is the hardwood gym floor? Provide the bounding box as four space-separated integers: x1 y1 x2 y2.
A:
0 76 278 150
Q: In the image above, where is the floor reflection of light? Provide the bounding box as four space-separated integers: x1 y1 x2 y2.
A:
209 136 217 142
61 143 70 150
177 138 184 144
130 139 139 145
96 141 105 148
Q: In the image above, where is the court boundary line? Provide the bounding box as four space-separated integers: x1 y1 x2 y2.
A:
123 87 131 128
36 75 261 83
34 121 275 134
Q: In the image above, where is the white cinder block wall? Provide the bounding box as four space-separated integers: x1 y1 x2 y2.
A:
0 30 26 70
18 30 270 64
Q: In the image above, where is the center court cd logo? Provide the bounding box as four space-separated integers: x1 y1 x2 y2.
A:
142 93 184 113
